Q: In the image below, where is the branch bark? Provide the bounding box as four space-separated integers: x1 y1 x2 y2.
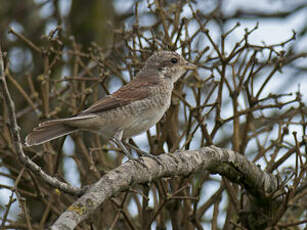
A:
50 146 279 230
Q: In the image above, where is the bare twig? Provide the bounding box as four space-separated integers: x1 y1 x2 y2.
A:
0 45 84 195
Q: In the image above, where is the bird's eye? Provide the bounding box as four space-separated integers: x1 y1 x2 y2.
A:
170 58 178 64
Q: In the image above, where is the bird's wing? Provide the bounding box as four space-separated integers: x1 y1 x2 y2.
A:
79 75 160 115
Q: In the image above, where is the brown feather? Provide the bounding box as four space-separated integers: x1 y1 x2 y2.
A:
25 122 77 146
80 72 161 115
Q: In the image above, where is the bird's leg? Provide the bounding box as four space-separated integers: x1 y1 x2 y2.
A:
110 136 149 167
124 142 149 156
82 129 159 164
110 130 134 160
124 141 163 166
86 129 136 161
111 131 162 166
110 137 134 160
83 129 132 158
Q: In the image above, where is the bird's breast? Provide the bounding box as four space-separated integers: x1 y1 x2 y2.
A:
82 86 173 139
121 89 172 138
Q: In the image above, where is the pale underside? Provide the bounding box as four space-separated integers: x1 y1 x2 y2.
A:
63 92 171 140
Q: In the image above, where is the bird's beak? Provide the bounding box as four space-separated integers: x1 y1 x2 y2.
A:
184 61 197 70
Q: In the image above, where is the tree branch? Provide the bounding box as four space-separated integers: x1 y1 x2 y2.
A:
0 45 84 196
50 145 279 230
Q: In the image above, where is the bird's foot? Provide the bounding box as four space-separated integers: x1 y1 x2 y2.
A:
110 138 148 167
140 152 163 166
110 137 134 160
124 142 163 166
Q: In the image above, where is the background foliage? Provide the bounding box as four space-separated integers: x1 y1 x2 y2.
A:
0 0 306 229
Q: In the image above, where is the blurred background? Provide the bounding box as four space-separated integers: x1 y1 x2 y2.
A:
0 0 307 229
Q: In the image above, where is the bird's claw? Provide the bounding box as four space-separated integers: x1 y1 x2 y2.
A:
140 152 163 166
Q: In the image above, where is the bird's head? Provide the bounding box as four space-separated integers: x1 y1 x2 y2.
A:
143 51 196 83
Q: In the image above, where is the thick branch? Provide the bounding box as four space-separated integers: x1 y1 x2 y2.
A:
51 146 279 230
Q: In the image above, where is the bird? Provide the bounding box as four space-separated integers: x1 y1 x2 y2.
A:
25 51 196 158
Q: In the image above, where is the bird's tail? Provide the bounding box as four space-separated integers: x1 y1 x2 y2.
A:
25 119 78 146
